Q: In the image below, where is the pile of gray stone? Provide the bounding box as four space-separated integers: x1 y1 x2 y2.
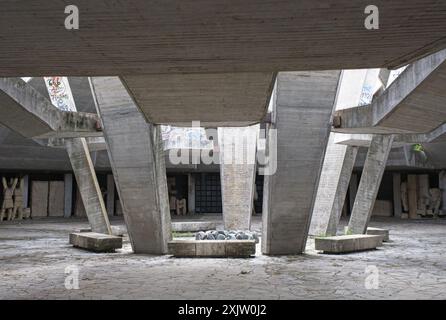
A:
195 230 259 243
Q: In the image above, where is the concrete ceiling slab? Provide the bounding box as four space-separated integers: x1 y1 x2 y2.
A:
0 1 445 76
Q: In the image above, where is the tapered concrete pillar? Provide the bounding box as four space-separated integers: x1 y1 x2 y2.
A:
65 138 112 234
310 135 358 236
218 126 258 230
64 173 73 218
262 71 341 255
90 77 171 254
348 135 394 234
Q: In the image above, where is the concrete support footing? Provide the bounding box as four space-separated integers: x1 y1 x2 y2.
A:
315 234 383 254
69 232 122 252
366 227 390 242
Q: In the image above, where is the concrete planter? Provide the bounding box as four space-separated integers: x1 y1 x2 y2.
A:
168 240 256 257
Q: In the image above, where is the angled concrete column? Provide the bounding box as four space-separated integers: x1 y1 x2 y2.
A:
262 71 341 255
66 138 112 234
64 173 73 218
310 69 376 237
218 126 258 230
348 135 394 234
309 135 358 236
90 77 171 254
106 174 115 217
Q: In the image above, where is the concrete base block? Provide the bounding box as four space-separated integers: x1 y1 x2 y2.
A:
366 227 390 242
171 221 218 232
315 235 383 254
168 240 255 257
69 232 122 252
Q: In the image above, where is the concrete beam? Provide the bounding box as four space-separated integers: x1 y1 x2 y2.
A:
90 76 172 254
348 135 394 234
262 70 341 255
0 78 102 139
335 123 446 147
66 138 112 234
333 50 446 134
1 1 445 76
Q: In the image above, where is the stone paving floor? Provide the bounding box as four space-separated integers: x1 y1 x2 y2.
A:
0 216 445 299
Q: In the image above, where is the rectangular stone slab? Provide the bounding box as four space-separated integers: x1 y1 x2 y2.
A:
69 232 122 253
168 240 256 257
315 235 383 254
366 227 390 242
76 226 126 237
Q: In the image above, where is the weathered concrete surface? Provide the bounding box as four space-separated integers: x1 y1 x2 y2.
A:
348 135 394 234
1 1 446 76
69 232 122 253
65 138 111 235
90 77 172 254
315 235 383 254
171 221 218 232
367 227 390 242
123 73 275 126
218 126 258 230
77 226 127 237
48 181 64 217
334 50 446 134
30 181 49 217
1 217 446 299
262 71 341 255
0 78 102 139
168 240 256 257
